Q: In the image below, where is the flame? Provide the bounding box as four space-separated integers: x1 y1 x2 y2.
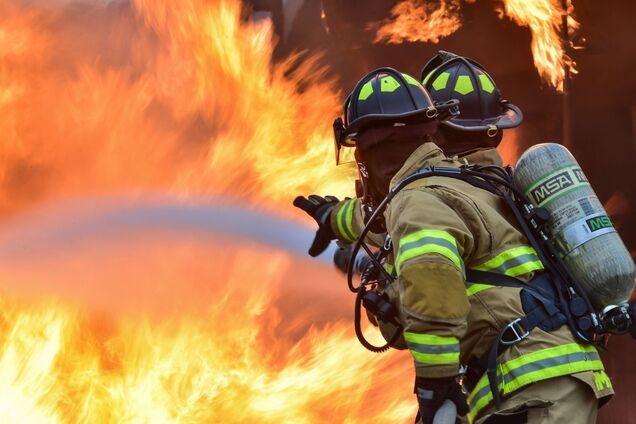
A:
0 0 356 218
373 0 462 44
373 0 579 91
0 0 416 422
0 240 415 422
499 0 579 92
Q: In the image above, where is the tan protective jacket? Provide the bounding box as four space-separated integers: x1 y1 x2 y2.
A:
330 143 613 422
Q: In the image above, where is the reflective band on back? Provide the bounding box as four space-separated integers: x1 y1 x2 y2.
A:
336 198 357 242
396 229 463 275
474 246 543 277
467 343 604 423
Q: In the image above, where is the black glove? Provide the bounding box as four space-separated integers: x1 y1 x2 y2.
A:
293 195 339 257
415 376 468 424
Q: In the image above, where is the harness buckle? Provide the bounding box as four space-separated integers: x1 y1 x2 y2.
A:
500 318 530 345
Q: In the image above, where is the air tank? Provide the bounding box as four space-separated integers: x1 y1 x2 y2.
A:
513 143 635 309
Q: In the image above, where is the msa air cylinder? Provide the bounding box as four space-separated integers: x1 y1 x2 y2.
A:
514 143 635 309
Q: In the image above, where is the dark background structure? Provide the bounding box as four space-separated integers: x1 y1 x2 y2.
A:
249 0 636 422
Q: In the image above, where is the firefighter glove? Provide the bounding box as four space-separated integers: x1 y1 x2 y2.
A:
415 376 468 424
293 195 339 257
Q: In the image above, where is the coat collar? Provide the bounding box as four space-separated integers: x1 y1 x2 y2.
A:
390 144 504 189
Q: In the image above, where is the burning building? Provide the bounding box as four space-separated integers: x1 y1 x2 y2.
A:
0 0 634 422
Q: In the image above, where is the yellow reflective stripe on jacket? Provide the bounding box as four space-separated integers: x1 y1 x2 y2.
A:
594 370 612 391
384 262 395 275
466 282 492 297
474 246 544 277
396 229 463 275
404 332 460 365
467 343 605 423
335 198 358 242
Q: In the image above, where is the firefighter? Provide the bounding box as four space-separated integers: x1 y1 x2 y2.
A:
294 58 613 424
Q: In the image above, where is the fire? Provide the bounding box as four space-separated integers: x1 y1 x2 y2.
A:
0 239 414 422
0 0 415 422
373 0 579 91
499 0 579 92
0 0 356 218
373 0 463 44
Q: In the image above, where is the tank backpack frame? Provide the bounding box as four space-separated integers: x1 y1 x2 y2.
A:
345 163 635 356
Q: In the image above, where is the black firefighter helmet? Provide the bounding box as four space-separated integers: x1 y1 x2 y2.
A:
332 67 458 164
420 51 523 137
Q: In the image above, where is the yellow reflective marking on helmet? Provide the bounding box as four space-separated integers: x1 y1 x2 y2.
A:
358 80 374 101
479 74 495 93
422 70 435 85
454 75 474 95
431 72 450 91
380 76 401 92
402 73 420 86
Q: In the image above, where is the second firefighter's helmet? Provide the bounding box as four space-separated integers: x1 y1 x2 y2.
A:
420 51 522 136
333 67 458 162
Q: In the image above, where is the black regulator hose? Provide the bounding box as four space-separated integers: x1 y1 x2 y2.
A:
354 286 403 353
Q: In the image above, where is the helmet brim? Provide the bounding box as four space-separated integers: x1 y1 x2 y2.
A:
442 102 523 132
342 100 459 146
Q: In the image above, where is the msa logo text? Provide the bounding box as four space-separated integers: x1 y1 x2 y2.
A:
531 171 574 204
573 168 587 183
587 215 613 232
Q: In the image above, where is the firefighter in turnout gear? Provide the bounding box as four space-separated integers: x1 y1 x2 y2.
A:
294 59 613 424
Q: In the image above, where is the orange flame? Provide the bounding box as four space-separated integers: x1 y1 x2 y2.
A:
373 0 579 91
0 0 419 422
0 237 415 422
0 0 356 218
499 0 579 92
373 0 462 44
